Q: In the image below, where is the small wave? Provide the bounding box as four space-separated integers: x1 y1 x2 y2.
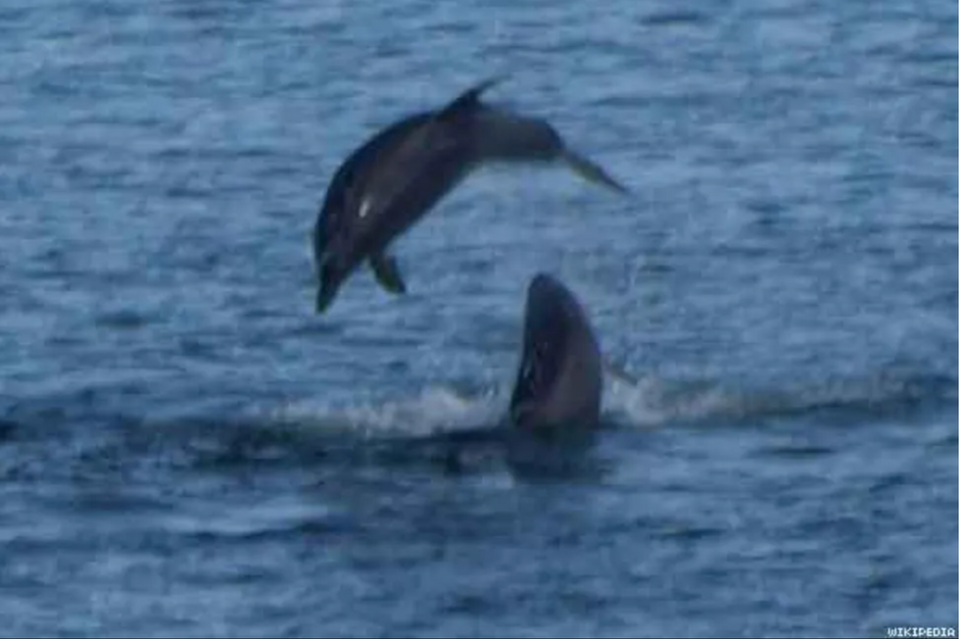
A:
180 370 948 450
604 374 748 427
640 10 709 26
250 385 508 442
5 367 949 450
752 444 834 459
2 367 949 481
603 369 954 429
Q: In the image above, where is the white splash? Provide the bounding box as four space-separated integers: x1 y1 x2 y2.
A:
602 373 746 428
259 385 507 441
246 371 755 443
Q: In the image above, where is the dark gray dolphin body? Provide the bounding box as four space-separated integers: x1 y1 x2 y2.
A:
508 273 603 433
414 273 605 477
312 79 627 313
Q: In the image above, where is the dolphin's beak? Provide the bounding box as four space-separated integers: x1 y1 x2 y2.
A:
562 149 629 194
315 284 338 314
314 254 343 314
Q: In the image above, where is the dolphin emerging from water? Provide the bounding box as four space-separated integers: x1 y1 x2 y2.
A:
508 273 603 433
312 78 628 313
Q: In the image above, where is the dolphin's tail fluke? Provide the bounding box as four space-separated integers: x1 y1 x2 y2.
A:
561 148 629 194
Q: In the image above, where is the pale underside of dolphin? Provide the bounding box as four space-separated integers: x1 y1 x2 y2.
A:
311 78 629 313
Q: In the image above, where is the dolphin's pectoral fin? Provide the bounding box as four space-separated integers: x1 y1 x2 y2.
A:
370 253 407 295
561 148 629 195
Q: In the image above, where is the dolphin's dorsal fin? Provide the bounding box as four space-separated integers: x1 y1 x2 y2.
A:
437 76 504 118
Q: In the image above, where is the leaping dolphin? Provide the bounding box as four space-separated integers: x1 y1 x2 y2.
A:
312 78 628 313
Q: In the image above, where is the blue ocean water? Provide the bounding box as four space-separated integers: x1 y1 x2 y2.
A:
0 0 956 636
